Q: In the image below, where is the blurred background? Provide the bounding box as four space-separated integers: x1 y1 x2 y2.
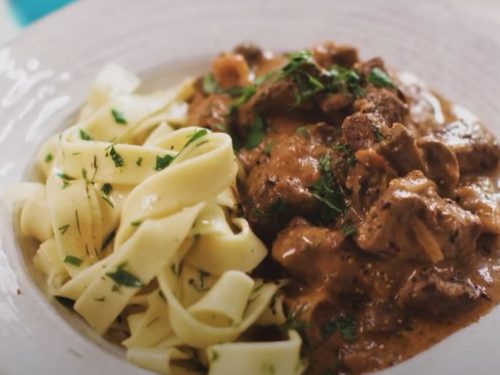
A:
1 0 500 46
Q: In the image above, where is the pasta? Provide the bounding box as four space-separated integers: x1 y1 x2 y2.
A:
18 64 303 374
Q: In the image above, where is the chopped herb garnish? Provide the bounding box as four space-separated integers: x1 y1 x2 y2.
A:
101 230 116 251
332 142 357 167
328 66 365 97
321 314 357 342
75 210 81 235
64 255 83 267
106 145 124 168
373 127 384 142
210 350 220 363
101 183 112 195
296 126 308 136
58 224 70 235
45 153 53 163
202 73 219 95
155 154 175 171
244 115 266 149
189 270 210 292
310 153 345 222
81 168 88 180
213 123 228 132
136 156 143 166
131 220 142 227
184 129 208 148
268 199 288 216
94 297 106 302
281 50 314 78
106 262 143 288
263 141 276 156
341 220 357 237
55 171 75 181
79 129 92 140
367 67 396 89
111 108 127 125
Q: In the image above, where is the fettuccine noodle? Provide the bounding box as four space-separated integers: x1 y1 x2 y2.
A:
19 64 303 374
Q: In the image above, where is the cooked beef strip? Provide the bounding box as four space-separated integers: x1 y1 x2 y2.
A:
356 170 481 262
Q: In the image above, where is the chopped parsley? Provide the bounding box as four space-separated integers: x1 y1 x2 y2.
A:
310 154 345 222
321 314 357 342
131 220 142 227
58 224 70 235
185 128 208 148
244 115 266 149
94 297 106 302
55 171 75 188
296 126 308 136
45 153 53 163
106 262 143 288
75 210 81 235
136 157 143 166
155 154 175 171
281 50 314 78
101 183 113 195
188 270 210 292
263 141 276 156
106 145 124 168
367 67 396 89
328 66 365 97
111 108 127 125
202 73 219 95
81 168 88 180
79 129 92 141
101 230 116 251
341 220 357 237
373 127 384 142
64 255 83 267
210 350 220 363
332 142 356 167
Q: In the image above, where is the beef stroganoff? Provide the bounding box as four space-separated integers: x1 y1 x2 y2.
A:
18 42 500 374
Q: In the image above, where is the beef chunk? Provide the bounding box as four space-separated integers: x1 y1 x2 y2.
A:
362 301 406 334
434 119 500 174
312 41 359 68
397 266 481 317
378 123 425 176
187 93 231 130
418 136 460 196
346 148 397 212
357 57 386 78
356 170 481 262
243 124 333 238
357 88 408 126
341 112 384 151
272 218 347 284
237 79 298 127
233 42 263 66
338 344 385 374
455 176 500 234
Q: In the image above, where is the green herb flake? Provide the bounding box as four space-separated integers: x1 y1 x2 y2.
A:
310 154 345 222
367 67 396 89
75 210 81 235
373 127 384 142
111 108 127 125
210 350 220 363
131 220 142 227
101 230 116 251
321 314 357 342
155 154 175 171
106 263 143 288
94 297 106 302
106 145 124 168
184 129 208 148
55 171 75 182
45 153 53 163
244 116 266 149
202 73 219 95
81 168 88 180
136 156 143 166
101 183 113 195
79 129 92 141
296 126 308 136
263 141 276 156
282 50 314 78
64 255 83 267
58 224 70 235
341 220 357 237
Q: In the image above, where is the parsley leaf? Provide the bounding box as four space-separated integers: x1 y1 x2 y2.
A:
202 73 219 94
185 129 208 148
106 146 124 168
111 109 127 125
106 263 143 288
101 183 113 195
155 154 175 171
64 255 83 267
136 156 143 166
45 153 53 163
321 314 357 342
244 115 266 149
309 154 345 222
367 67 396 89
79 129 92 141
341 220 357 237
373 127 384 142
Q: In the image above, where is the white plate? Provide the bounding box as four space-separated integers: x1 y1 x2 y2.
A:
0 0 499 374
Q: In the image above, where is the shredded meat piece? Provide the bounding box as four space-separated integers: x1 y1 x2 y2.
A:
312 41 359 68
356 170 481 262
355 88 408 126
187 93 231 130
397 266 482 317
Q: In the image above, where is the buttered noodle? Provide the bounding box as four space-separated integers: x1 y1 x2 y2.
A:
19 64 303 374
